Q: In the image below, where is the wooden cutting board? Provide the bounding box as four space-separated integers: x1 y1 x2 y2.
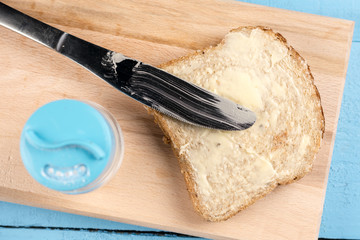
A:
0 0 354 239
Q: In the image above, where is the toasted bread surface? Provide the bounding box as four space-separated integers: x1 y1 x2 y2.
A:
149 26 325 221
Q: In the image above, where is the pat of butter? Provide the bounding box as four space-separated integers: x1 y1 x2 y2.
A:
188 130 275 194
299 135 311 155
216 69 263 111
270 109 280 126
247 158 276 186
189 131 234 173
271 81 286 97
187 131 234 193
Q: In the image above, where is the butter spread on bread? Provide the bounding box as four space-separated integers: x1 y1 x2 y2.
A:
149 26 325 221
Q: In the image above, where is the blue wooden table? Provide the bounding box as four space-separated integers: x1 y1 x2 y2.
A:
1 1 359 239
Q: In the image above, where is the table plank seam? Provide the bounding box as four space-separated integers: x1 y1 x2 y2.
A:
0 225 198 238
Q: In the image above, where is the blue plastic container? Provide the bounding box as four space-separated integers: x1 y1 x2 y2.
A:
20 100 124 194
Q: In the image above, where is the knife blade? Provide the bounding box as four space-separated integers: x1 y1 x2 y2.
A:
0 3 256 131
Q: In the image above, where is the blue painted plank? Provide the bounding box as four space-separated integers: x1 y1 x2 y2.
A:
0 201 207 239
0 228 196 240
0 201 152 231
319 42 360 239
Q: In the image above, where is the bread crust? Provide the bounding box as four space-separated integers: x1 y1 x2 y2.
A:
149 26 325 221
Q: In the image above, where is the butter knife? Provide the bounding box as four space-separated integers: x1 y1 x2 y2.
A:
0 3 256 131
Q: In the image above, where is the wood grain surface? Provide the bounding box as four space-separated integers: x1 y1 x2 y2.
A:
0 0 354 239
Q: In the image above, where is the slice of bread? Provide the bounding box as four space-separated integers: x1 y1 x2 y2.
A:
149 26 325 221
